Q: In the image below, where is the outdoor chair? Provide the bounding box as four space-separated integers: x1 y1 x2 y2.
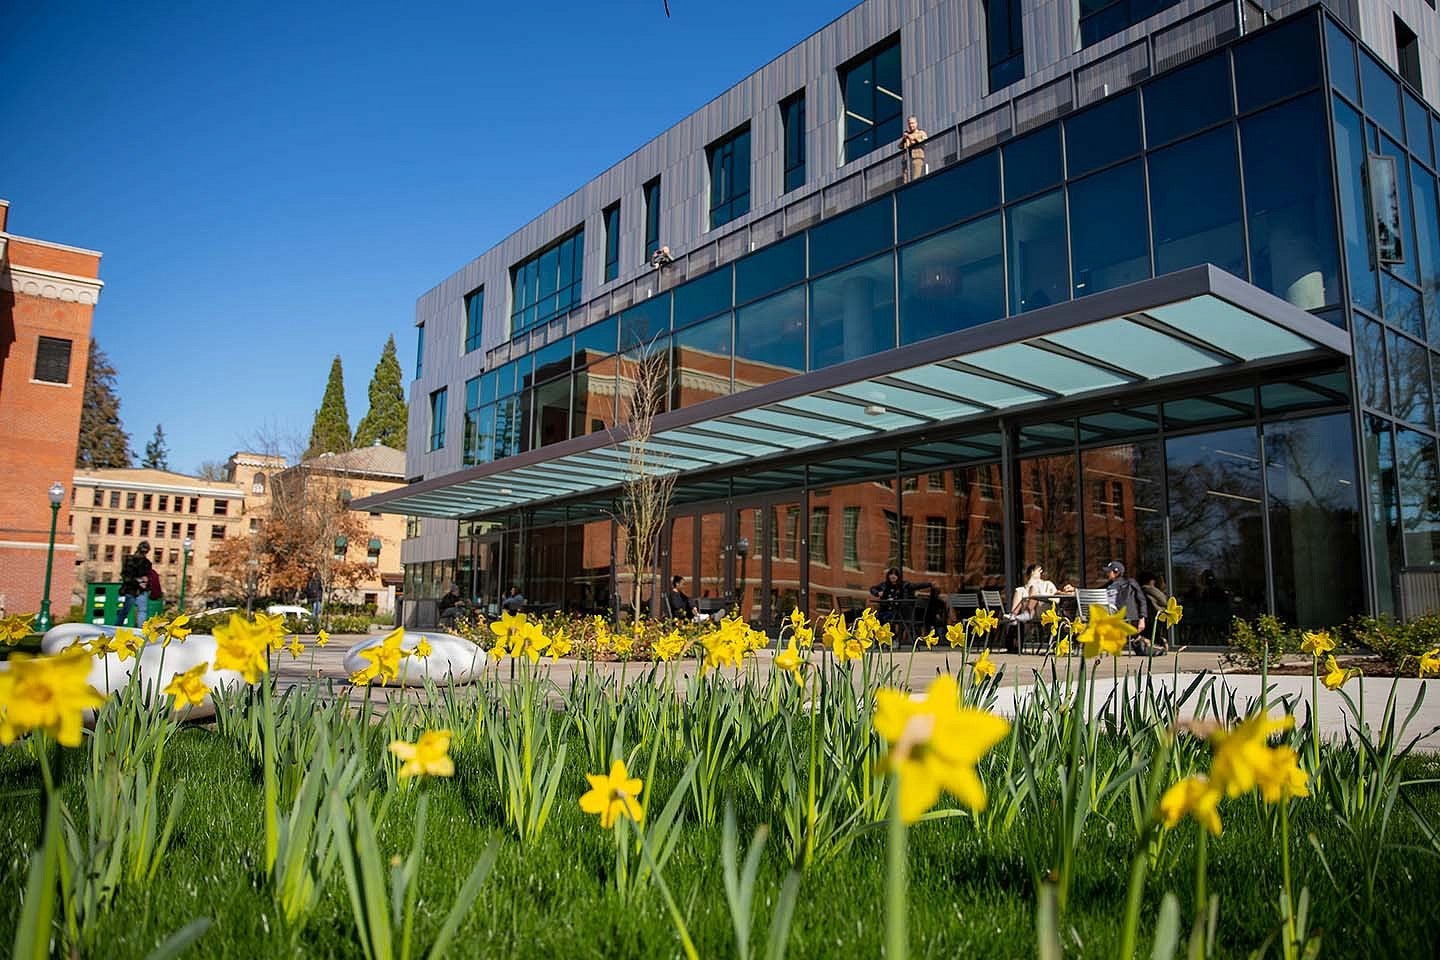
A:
980 589 1025 652
1074 588 1114 621
946 592 981 646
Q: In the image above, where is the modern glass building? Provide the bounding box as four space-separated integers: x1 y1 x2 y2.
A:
359 0 1440 639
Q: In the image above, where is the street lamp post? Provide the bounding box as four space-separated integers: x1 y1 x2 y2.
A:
36 482 65 632
178 537 193 611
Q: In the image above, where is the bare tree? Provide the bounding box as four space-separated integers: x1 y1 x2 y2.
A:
613 338 680 622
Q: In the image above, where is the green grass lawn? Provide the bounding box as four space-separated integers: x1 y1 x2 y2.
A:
3 718 1438 959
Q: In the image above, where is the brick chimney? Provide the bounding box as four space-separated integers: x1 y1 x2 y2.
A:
0 199 9 233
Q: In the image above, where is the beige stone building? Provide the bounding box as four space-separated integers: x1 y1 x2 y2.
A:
274 444 407 613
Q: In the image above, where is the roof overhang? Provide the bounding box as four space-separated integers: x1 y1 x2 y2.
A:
355 266 1352 520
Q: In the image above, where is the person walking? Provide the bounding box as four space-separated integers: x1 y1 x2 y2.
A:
117 541 153 627
1103 560 1155 655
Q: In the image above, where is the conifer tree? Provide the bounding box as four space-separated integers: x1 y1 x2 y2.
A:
75 339 132 468
306 355 352 457
353 335 408 450
141 424 170 470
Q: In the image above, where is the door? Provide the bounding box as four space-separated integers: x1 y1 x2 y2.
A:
473 534 503 616
666 495 803 634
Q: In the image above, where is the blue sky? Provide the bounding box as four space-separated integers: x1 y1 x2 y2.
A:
3 0 850 473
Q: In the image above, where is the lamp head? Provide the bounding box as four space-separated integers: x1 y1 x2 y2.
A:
183 537 193 553
47 481 64 506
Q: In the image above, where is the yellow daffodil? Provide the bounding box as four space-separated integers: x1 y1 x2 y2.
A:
701 626 743 673
1157 597 1183 627
775 636 803 686
107 627 142 662
579 758 644 828
315 630 330 648
874 675 1011 822
1301 630 1335 657
921 630 938 649
788 607 808 633
1209 712 1308 802
1056 635 1071 656
1077 605 1136 659
389 729 455 780
287 637 304 660
348 669 372 686
213 614 270 684
165 613 192 643
162 663 210 710
520 623 551 663
592 616 612 652
549 629 573 661
1420 648 1440 678
141 614 167 644
655 630 687 662
874 621 895 649
0 614 35 645
490 610 526 645
0 649 107 746
1040 606 1061 635
1321 655 1361 691
945 622 966 648
969 608 999 637
610 624 636 658
972 648 997 684
414 637 433 658
254 612 287 651
356 627 405 685
1159 774 1222 836
854 608 882 649
824 612 856 661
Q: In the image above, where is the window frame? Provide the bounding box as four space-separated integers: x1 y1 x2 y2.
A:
32 336 73 384
707 124 753 229
464 287 485 354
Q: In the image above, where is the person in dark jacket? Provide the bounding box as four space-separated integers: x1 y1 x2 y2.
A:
666 576 694 620
868 567 933 635
1104 560 1157 655
118 541 153 627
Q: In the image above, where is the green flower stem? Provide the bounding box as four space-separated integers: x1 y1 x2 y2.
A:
1280 799 1296 960
633 820 699 960
1117 735 1173 960
886 784 908 960
1310 655 1321 772
261 674 279 874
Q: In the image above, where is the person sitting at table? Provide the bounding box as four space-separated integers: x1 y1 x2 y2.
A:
1009 563 1073 619
868 567 933 628
666 575 695 621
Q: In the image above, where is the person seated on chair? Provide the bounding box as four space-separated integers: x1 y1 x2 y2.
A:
666 575 695 621
868 567 933 628
1009 564 1075 619
438 582 469 626
501 586 526 614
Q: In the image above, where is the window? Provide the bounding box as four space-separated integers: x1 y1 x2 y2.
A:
810 254 895 369
928 473 945 490
1111 481 1125 518
89 516 100 534
334 535 348 559
248 476 263 497
982 521 1004 572
1396 16 1422 92
983 0 1023 91
171 522 181 538
463 375 488 465
707 125 752 229
464 287 485 353
643 177 662 261
186 523 196 539
781 91 806 192
141 494 152 511
33 336 72 384
899 212 1004 344
139 520 149 537
368 538 382 563
839 35 902 164
168 550 178 564
189 497 199 514
1007 189 1068 313
415 323 425 379
1069 160 1149 297
213 499 228 516
87 544 97 560
429 387 448 451
843 506 862 569
1148 127 1245 279
109 491 119 508
106 518 117 535
103 545 115 562
603 203 621 282
92 488 103 507
174 497 183 512
250 518 260 532
809 506 829 565
406 516 421 539
123 519 133 536
211 524 225 540
151 550 161 565
510 228 584 334
126 492 137 509
925 518 946 572
158 495 169 510
1079 0 1184 48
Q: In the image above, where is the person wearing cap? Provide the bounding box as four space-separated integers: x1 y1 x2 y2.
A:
1104 560 1157 655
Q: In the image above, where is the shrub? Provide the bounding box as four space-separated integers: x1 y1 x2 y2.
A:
323 613 373 634
1221 614 1302 670
1347 613 1440 669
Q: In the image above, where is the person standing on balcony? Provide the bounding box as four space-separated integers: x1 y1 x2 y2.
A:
899 116 928 182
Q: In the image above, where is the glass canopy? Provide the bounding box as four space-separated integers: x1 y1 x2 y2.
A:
356 267 1350 519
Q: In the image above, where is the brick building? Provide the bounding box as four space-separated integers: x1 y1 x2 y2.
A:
0 199 103 617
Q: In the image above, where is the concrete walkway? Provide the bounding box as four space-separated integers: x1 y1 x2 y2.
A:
273 636 1440 749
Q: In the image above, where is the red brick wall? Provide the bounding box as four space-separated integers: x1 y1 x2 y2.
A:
0 227 100 616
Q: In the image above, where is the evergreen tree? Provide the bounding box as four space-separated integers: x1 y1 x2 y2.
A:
354 335 408 450
75 339 132 468
141 424 170 470
306 355 352 457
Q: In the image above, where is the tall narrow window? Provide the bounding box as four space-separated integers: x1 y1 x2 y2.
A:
839 36 903 164
707 125 752 229
509 228 585 334
984 0 1024 92
428 387 448 451
1396 16 1422 92
415 323 425 379
603 202 621 282
1078 0 1184 48
781 91 807 193
463 287 484 353
643 177 662 261
33 336 73 384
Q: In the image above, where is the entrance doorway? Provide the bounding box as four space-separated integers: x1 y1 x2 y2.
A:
665 495 802 634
